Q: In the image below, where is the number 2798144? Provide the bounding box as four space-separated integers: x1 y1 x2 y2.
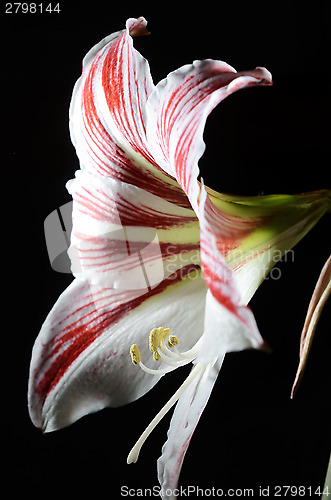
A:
5 3 61 13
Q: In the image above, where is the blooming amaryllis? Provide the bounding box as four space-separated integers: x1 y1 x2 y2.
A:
28 17 331 498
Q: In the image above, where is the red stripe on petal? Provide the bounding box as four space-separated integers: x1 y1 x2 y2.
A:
147 60 271 208
199 185 254 323
73 19 191 208
101 27 155 165
70 172 197 232
33 264 201 418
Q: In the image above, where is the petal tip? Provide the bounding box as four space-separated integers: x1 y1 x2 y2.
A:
126 17 150 37
255 66 273 85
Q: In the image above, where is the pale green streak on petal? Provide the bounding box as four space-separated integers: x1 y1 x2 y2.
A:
156 220 200 245
206 186 331 216
206 187 331 304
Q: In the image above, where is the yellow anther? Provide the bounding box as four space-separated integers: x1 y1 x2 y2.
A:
153 351 161 361
130 328 174 368
149 327 171 354
130 344 141 365
168 335 179 348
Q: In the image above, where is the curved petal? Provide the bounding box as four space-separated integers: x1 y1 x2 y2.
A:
70 16 153 165
145 59 272 357
196 187 331 360
68 170 197 231
67 170 200 289
70 17 189 208
198 185 263 360
205 187 331 305
28 268 206 432
157 357 224 499
146 60 272 211
291 255 331 397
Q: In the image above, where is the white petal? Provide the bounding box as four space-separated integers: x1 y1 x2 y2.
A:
28 271 207 432
198 290 263 363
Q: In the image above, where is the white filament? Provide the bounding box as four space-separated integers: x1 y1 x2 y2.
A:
127 362 204 464
137 335 204 375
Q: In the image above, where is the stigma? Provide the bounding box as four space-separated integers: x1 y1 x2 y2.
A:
129 327 202 376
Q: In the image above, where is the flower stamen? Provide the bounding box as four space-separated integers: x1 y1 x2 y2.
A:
149 327 170 351
129 327 202 375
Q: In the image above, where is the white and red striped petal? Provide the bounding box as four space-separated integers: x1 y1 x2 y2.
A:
67 171 200 289
197 186 331 358
198 184 263 358
28 269 207 432
146 60 272 210
70 17 190 208
68 170 197 233
99 18 153 163
70 17 153 169
204 187 331 305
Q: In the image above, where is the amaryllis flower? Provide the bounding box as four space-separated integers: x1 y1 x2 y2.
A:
28 17 331 499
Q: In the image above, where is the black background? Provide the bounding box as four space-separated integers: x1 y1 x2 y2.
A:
3 1 330 497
